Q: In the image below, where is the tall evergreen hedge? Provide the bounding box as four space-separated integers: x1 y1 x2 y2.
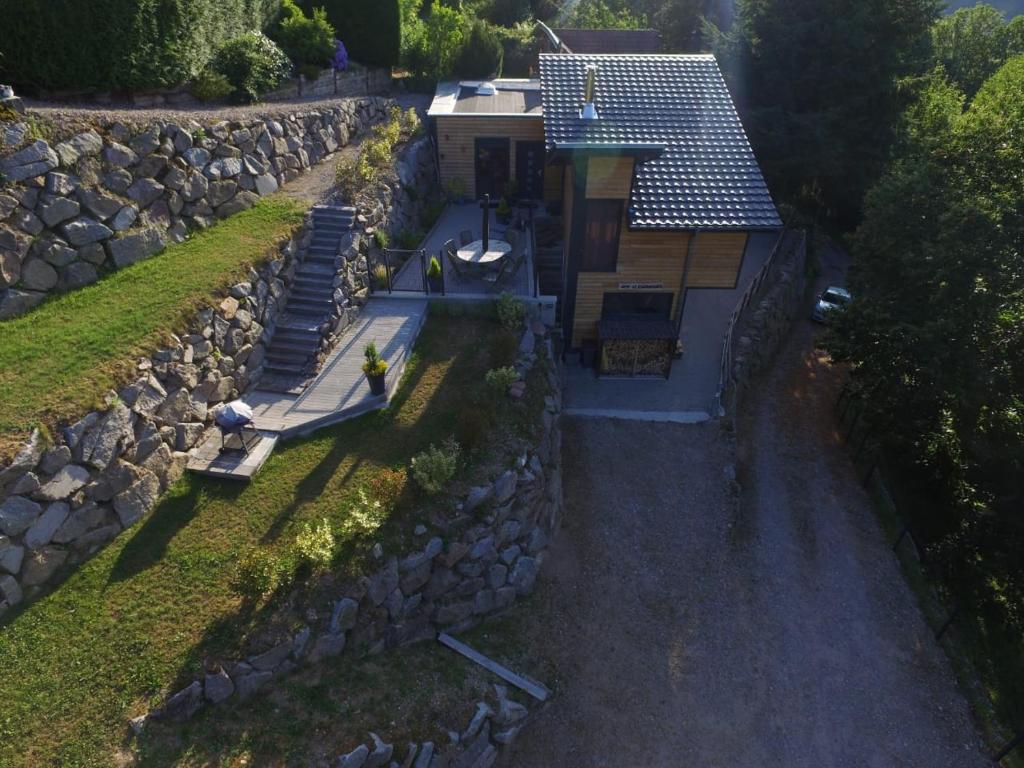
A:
0 0 281 92
304 0 400 67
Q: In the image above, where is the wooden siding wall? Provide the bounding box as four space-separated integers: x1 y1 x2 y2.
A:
687 233 748 288
435 115 546 199
572 211 691 346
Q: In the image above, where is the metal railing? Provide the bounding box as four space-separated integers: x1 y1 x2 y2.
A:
371 247 427 294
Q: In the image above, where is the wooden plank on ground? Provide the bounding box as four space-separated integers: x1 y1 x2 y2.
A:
438 632 550 702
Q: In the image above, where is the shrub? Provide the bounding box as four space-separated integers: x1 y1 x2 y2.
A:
486 366 519 395
456 407 491 452
368 467 407 511
212 32 293 103
401 107 422 137
0 0 279 91
274 0 336 68
455 19 504 79
309 0 401 67
496 291 526 331
447 176 468 201
427 256 442 279
335 154 375 200
232 547 291 600
482 0 532 27
371 262 390 288
294 517 336 571
489 330 519 367
332 39 349 71
362 341 388 376
496 23 539 78
373 229 390 249
402 6 465 79
411 438 460 495
191 69 233 102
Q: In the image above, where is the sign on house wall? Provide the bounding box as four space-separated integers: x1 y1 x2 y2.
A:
618 282 664 290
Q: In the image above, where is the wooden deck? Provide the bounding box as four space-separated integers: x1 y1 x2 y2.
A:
245 298 428 438
186 430 280 480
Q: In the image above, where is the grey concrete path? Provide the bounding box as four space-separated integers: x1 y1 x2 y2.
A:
564 231 778 417
246 298 427 437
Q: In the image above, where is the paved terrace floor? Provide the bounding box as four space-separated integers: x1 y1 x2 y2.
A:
381 203 535 297
246 298 427 437
565 231 779 420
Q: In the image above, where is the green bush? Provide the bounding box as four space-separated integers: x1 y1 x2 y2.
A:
411 438 460 495
232 547 292 600
486 366 519 394
482 0 531 28
190 69 233 102
0 0 279 91
274 0 336 67
496 291 526 331
455 19 504 79
294 517 336 571
395 229 422 250
495 22 538 78
368 467 407 511
213 32 293 102
489 330 519 367
306 0 400 67
401 6 465 79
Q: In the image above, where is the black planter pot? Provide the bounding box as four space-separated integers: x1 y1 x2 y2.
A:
366 372 386 396
428 276 443 294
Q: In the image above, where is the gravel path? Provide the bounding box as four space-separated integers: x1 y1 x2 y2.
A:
508 247 987 766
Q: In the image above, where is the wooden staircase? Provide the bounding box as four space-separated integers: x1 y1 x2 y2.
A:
257 205 355 394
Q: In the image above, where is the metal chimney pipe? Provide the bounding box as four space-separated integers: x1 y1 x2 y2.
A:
581 64 599 120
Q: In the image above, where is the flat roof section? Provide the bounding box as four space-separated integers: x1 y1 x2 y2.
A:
428 79 543 118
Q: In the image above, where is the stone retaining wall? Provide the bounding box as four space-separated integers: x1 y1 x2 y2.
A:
724 231 808 413
0 96 392 319
144 328 562 725
335 684 540 768
0 216 357 614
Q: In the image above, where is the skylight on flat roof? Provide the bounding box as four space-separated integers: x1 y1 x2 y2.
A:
428 79 543 118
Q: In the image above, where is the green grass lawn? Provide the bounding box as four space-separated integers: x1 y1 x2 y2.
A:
0 315 533 768
0 196 305 460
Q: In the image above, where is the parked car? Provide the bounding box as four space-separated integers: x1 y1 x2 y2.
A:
811 286 851 323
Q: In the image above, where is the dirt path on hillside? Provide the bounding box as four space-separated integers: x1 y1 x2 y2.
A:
508 248 987 767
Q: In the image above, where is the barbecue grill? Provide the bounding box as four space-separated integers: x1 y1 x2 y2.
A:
215 401 259 455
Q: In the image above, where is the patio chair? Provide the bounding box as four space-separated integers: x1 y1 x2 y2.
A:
443 239 467 279
459 229 474 247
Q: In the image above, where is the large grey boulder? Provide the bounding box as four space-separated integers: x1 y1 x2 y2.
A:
215 191 258 219
77 188 124 220
204 668 234 703
103 169 134 195
254 173 278 196
0 140 59 182
20 546 68 586
161 680 203 721
0 536 25 574
52 503 110 544
54 130 103 167
0 496 42 537
107 227 166 268
61 261 99 289
20 259 58 291
126 178 164 207
112 468 161 527
79 402 134 470
63 217 113 246
37 196 80 227
102 142 138 168
182 147 210 168
10 207 43 235
41 241 77 267
180 170 209 202
0 574 23 606
206 180 237 207
0 289 46 319
339 744 369 768
24 502 70 550
35 464 90 501
110 204 138 232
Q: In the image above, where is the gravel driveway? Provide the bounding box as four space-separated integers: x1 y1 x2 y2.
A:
509 247 987 767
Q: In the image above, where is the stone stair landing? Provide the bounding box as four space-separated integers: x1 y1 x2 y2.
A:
258 205 355 394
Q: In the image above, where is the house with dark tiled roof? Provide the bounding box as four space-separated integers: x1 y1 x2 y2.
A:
427 51 781 375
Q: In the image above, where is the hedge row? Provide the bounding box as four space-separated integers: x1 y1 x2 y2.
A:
0 0 281 92
304 0 400 67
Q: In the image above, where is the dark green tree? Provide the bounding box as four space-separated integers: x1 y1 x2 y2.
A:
711 0 941 225
454 18 504 78
931 4 1024 96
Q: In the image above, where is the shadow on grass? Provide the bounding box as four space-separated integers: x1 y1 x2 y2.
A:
107 480 244 584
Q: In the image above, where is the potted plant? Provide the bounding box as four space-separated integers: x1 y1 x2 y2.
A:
426 255 443 293
362 341 388 395
496 196 512 224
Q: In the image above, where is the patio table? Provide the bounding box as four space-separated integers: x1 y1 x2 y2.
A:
456 239 511 268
